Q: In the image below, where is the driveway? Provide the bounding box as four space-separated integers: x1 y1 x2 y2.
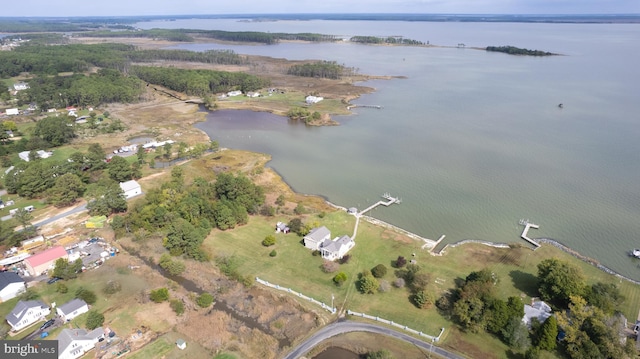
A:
23 316 63 340
282 320 467 359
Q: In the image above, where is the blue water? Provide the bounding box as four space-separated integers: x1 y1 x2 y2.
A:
138 18 640 280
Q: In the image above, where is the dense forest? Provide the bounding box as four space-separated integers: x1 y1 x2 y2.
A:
350 36 425 45
80 28 340 45
287 61 346 79
486 46 556 56
130 66 269 96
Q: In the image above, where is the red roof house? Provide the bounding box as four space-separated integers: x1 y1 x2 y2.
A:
24 246 68 276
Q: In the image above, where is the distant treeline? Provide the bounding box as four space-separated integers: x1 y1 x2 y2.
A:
79 28 340 44
287 61 346 79
486 46 557 56
0 43 243 78
130 66 270 96
350 36 425 45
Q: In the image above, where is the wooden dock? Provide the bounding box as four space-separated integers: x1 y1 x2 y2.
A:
358 193 401 216
519 219 541 248
347 104 383 110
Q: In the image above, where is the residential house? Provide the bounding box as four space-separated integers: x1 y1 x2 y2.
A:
56 299 89 322
305 95 323 104
522 300 552 328
246 92 260 98
58 327 105 359
303 226 331 250
24 246 68 276
5 108 19 116
320 235 355 261
18 150 53 162
0 272 26 302
13 82 29 91
5 300 50 332
227 90 242 97
275 222 290 234
119 180 142 199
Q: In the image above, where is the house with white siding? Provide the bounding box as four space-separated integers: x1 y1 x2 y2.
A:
58 328 105 359
5 300 50 332
56 299 89 322
0 272 26 302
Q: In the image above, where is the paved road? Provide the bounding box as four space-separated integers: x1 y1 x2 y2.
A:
282 320 467 359
33 203 87 227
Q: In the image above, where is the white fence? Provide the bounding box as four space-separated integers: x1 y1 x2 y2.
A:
255 277 445 341
346 310 444 342
255 277 336 313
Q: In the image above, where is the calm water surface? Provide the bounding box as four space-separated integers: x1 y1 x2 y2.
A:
139 19 640 280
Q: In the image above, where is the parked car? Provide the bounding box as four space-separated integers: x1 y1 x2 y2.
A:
47 277 62 284
40 319 54 330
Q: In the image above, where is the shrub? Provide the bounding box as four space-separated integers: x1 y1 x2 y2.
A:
357 272 379 294
294 203 305 215
196 293 214 308
85 310 105 330
150 288 169 303
103 280 122 295
395 256 407 268
158 253 186 276
412 290 434 309
393 278 406 288
321 260 339 273
371 264 388 278
56 282 68 294
378 280 391 293
275 194 285 206
338 254 351 264
269 250 277 257
312 250 321 257
170 299 185 315
262 234 276 247
333 272 347 286
75 287 97 305
410 272 431 293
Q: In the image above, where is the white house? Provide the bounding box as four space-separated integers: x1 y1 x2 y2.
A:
58 327 105 359
320 235 355 261
227 90 242 97
119 180 142 199
303 226 331 250
5 300 50 332
522 300 553 328
13 82 29 91
305 95 323 104
56 299 89 322
5 108 19 116
18 150 53 162
0 272 26 302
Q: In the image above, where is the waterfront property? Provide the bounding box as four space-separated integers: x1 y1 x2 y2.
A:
522 300 552 328
303 226 331 250
6 300 50 332
303 226 354 260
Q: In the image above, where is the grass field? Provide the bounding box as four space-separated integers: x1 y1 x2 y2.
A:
202 206 640 359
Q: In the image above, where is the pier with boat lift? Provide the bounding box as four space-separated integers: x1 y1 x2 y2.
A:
358 193 401 216
519 219 541 249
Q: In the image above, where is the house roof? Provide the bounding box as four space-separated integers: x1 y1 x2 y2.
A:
57 298 88 316
523 300 552 327
322 235 352 253
58 328 105 355
6 300 48 326
119 180 141 192
25 246 67 268
0 271 24 290
305 226 331 242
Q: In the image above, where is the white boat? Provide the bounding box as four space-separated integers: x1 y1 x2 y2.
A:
631 249 640 259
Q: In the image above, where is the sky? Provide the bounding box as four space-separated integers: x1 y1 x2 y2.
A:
3 0 639 17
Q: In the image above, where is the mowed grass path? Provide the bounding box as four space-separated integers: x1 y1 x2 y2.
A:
204 209 640 341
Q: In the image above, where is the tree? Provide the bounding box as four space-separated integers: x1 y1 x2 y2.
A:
196 293 214 308
501 317 531 351
294 203 305 215
85 310 105 330
288 218 303 235
333 272 347 286
53 258 83 280
33 116 75 146
158 253 186 275
150 288 169 302
412 290 433 308
357 272 379 294
378 280 391 292
75 287 97 305
537 258 585 307
103 280 122 295
55 282 68 294
393 278 406 288
108 155 133 182
262 234 276 247
535 315 558 351
275 194 285 206
371 264 387 278
13 208 33 230
395 256 407 268
47 173 85 207
584 282 624 314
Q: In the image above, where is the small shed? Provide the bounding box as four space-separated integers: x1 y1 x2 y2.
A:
176 338 186 350
119 180 142 199
347 207 358 215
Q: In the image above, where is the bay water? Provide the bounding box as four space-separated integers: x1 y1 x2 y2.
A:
137 18 640 280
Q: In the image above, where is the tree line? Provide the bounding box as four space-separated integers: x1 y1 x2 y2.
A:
130 66 270 96
350 36 425 45
287 61 345 79
486 46 556 56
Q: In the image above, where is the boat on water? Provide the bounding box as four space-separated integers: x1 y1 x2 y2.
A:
631 249 640 258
